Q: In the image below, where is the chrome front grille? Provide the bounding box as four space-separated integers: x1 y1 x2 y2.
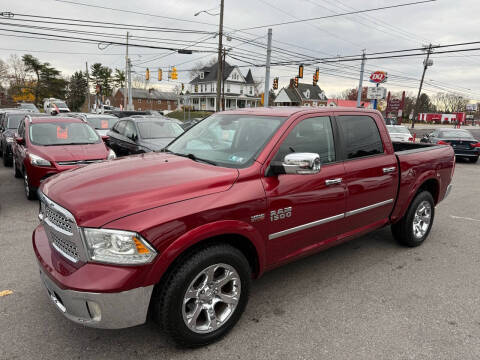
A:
42 203 73 233
39 193 85 263
50 231 79 261
57 159 103 166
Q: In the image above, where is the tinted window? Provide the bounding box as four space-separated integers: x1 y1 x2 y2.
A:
438 130 473 139
29 122 100 146
123 121 137 139
274 116 336 164
337 115 383 159
137 121 184 139
115 121 127 135
18 120 25 138
6 114 25 129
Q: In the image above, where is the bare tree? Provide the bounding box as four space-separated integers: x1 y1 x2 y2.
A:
189 57 217 80
433 92 469 112
8 54 27 89
0 58 9 89
132 74 148 89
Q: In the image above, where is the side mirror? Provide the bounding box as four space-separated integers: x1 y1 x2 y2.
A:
283 153 321 175
101 135 109 142
15 136 24 145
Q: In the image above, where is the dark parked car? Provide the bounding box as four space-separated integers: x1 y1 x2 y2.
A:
1 111 48 166
110 110 149 118
421 128 480 162
107 117 184 156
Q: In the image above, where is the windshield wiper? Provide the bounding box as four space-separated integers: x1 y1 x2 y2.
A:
164 150 217 166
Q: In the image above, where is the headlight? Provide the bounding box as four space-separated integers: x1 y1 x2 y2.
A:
107 149 116 160
82 228 157 265
6 137 14 143
30 153 51 167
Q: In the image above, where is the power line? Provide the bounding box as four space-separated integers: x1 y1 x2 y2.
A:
238 0 437 30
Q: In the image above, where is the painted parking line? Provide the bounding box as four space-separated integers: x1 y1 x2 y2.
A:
450 215 480 222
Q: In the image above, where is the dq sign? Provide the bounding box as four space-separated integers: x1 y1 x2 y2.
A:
369 71 387 84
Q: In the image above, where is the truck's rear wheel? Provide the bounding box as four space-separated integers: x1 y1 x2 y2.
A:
392 191 435 247
153 244 251 347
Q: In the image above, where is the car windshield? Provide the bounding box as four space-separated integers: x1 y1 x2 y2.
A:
166 114 287 168
29 122 100 146
87 117 118 130
6 114 25 129
439 130 473 139
387 126 410 134
19 103 38 112
54 101 68 108
137 121 184 139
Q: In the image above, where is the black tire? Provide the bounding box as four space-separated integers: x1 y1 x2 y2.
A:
23 170 36 200
470 156 479 163
392 191 435 247
13 156 22 178
2 146 12 167
152 244 251 347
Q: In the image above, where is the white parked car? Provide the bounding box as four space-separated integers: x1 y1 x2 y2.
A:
43 98 70 115
387 125 414 142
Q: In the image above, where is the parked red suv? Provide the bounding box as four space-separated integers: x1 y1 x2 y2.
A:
12 115 116 199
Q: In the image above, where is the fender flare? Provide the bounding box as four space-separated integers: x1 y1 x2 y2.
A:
146 220 266 285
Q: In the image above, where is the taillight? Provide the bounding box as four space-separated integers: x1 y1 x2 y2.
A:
470 142 480 148
408 137 414 142
438 140 451 145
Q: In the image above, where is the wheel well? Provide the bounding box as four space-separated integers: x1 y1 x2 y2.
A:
162 234 260 280
417 178 440 204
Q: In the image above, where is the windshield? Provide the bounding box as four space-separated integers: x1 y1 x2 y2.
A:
387 126 410 134
137 121 184 139
19 103 38 112
54 101 68 108
439 130 473 139
87 117 118 130
29 122 100 146
6 114 25 129
166 114 287 168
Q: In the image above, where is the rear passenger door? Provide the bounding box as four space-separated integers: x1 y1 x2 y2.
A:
109 120 126 156
335 113 398 233
122 121 139 155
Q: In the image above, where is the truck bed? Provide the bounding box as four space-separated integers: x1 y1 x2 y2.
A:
392 141 439 154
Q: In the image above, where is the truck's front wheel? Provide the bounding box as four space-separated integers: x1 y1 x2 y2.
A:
392 191 435 247
153 244 251 347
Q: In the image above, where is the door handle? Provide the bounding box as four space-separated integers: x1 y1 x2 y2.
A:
383 167 396 174
325 178 342 185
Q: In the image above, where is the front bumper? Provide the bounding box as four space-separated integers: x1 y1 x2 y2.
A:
33 225 154 329
39 267 153 329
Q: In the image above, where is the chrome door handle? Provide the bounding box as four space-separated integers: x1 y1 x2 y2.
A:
383 167 396 174
325 178 342 185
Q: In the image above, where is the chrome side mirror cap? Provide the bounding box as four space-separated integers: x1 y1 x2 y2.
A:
283 153 321 175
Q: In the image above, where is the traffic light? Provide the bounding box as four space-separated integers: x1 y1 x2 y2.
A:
261 93 264 105
181 83 184 91
298 64 304 79
294 77 299 88
273 77 278 90
158 69 162 81
313 74 317 86
146 68 150 81
315 67 319 81
171 67 178 80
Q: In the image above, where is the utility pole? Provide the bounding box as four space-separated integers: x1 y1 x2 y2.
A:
264 28 273 107
85 62 90 112
124 32 129 110
127 59 133 110
222 47 226 111
215 0 225 112
356 50 366 108
412 43 433 129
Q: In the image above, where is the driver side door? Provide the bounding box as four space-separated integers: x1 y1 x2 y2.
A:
261 115 347 266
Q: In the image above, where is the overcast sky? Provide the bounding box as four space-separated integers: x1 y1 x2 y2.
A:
1 0 479 100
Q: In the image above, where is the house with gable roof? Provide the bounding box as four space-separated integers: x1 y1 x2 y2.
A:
273 80 328 107
188 61 260 111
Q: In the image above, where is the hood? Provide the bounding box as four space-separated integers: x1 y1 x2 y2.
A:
40 152 239 227
32 143 109 162
140 138 175 151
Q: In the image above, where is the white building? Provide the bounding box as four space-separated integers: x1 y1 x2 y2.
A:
188 61 260 111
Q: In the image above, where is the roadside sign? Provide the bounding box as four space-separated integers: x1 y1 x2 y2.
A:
377 99 387 111
369 71 387 84
388 98 402 111
367 86 387 100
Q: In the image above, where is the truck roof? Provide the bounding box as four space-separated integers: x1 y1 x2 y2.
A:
219 106 379 117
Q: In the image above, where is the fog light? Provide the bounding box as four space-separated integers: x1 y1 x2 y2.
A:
86 301 102 321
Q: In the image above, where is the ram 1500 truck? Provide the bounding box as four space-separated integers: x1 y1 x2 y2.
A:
33 107 455 347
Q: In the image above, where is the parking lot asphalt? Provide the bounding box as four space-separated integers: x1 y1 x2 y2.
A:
1 160 479 360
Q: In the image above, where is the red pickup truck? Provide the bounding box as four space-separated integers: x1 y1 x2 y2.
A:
33 107 454 347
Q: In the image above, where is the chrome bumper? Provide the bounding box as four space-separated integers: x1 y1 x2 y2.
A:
442 184 453 202
39 267 153 329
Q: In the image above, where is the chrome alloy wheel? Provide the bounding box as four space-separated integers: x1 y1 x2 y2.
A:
24 173 30 198
412 200 432 239
182 263 241 334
